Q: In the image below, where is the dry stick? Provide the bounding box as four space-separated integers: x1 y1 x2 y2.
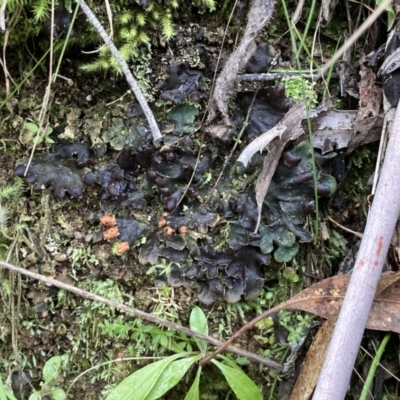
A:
76 0 161 142
313 99 400 399
0 260 282 371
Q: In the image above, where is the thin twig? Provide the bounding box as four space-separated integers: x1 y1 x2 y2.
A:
0 260 282 370
199 293 337 366
326 215 363 238
24 0 56 174
77 0 162 141
237 71 338 81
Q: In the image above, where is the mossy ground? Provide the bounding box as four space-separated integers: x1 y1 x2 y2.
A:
0 2 383 399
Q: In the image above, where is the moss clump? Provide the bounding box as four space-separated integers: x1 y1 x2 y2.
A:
80 0 216 74
281 76 318 107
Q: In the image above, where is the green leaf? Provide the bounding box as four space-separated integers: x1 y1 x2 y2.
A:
105 353 187 400
376 0 395 30
168 103 198 135
184 366 202 400
0 376 18 400
24 122 39 133
145 355 201 400
50 387 67 400
211 359 262 400
189 306 208 355
33 136 43 145
43 356 63 383
282 267 300 284
28 392 40 400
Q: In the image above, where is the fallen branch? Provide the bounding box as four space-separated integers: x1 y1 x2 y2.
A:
237 71 338 81
207 0 275 139
0 260 282 370
312 105 400 397
77 0 162 141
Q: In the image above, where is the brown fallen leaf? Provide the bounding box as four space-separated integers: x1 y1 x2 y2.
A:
289 316 338 400
285 272 400 333
289 273 400 399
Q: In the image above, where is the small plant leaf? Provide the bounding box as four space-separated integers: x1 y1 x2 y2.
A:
0 376 18 400
211 359 262 400
50 387 67 400
145 354 201 400
33 136 44 145
43 355 63 383
24 122 38 133
189 306 208 355
105 353 187 400
184 366 202 400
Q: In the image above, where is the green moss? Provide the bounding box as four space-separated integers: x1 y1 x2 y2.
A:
281 76 318 107
323 229 348 268
80 0 216 74
2 0 216 76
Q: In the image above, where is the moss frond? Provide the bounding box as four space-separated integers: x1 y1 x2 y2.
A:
32 0 51 21
161 13 174 40
99 45 111 56
0 177 24 201
80 59 110 73
202 0 216 10
136 13 146 26
118 12 133 24
137 31 150 44
0 178 25 241
0 203 11 234
151 9 160 20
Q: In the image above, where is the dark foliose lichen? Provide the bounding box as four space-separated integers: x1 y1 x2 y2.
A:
245 42 275 74
14 143 90 200
15 97 337 304
157 62 208 104
234 85 293 142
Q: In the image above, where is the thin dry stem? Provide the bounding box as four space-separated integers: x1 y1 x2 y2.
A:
77 0 162 141
314 0 392 80
0 260 282 370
